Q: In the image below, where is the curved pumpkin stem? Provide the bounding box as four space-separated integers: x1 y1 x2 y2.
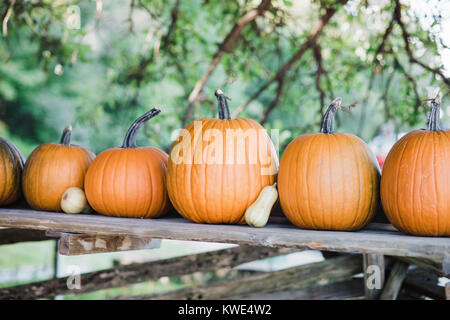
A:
427 89 441 132
215 89 231 120
59 125 72 145
121 108 161 148
320 98 342 134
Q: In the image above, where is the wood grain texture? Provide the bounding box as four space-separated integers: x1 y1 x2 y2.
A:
114 255 362 300
0 245 293 299
380 261 409 300
363 254 385 300
243 279 364 300
48 232 161 255
0 228 49 245
402 269 446 300
446 282 450 300
0 209 449 259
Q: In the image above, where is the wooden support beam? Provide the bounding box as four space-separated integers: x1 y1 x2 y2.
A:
397 256 444 276
363 254 385 299
46 231 161 256
114 255 363 300
402 269 446 300
380 261 409 300
0 245 294 299
0 228 50 245
446 282 450 300
443 256 450 276
243 279 364 300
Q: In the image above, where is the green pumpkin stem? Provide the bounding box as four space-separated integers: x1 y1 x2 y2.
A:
121 108 161 148
59 125 72 145
427 90 441 132
215 89 231 120
320 98 342 134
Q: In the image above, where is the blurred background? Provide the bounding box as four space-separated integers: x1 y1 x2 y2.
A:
0 0 449 298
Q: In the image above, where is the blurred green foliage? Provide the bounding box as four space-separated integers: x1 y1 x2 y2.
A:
0 0 448 158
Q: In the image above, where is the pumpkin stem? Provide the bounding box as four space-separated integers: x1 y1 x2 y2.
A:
427 89 441 132
320 98 342 134
59 125 72 145
215 89 231 120
121 108 161 148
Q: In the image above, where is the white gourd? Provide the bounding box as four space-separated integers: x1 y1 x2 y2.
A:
61 187 93 214
245 182 278 228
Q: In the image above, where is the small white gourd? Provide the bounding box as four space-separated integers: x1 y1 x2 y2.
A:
61 187 93 214
245 182 278 228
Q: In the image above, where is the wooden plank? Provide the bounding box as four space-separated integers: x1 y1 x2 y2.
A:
363 254 385 299
446 282 450 300
114 255 362 300
443 256 450 276
397 257 444 276
46 231 161 255
243 279 364 300
0 228 50 245
0 245 294 299
0 209 449 260
402 269 446 300
380 261 410 300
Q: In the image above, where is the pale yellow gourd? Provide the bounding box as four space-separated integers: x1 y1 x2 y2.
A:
245 182 278 228
61 187 93 214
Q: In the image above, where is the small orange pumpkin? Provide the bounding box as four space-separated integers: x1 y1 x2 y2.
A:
0 138 25 206
167 90 278 224
278 98 380 231
84 109 170 218
381 92 450 236
22 126 95 211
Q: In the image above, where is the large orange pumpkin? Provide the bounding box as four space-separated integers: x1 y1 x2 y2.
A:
0 138 25 206
167 89 278 224
85 109 170 218
381 93 450 236
22 126 95 211
278 98 380 231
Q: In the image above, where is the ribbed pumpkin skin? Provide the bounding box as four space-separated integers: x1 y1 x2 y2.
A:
22 144 95 211
84 147 170 218
278 133 380 231
0 138 25 206
167 118 278 224
381 130 450 236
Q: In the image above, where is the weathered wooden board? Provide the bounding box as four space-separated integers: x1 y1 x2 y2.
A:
402 269 446 300
363 254 385 300
380 261 409 300
446 282 450 300
0 208 449 260
0 228 50 245
115 255 362 300
0 245 295 299
243 279 364 300
45 231 161 255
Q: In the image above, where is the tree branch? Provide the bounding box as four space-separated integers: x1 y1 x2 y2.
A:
260 76 285 124
2 0 16 37
313 44 326 117
182 0 272 126
393 54 421 117
393 0 449 87
232 0 348 118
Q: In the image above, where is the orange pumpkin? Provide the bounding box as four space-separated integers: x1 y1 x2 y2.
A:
167 89 278 224
278 98 380 231
381 93 450 236
84 109 169 218
22 126 95 211
0 138 25 206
